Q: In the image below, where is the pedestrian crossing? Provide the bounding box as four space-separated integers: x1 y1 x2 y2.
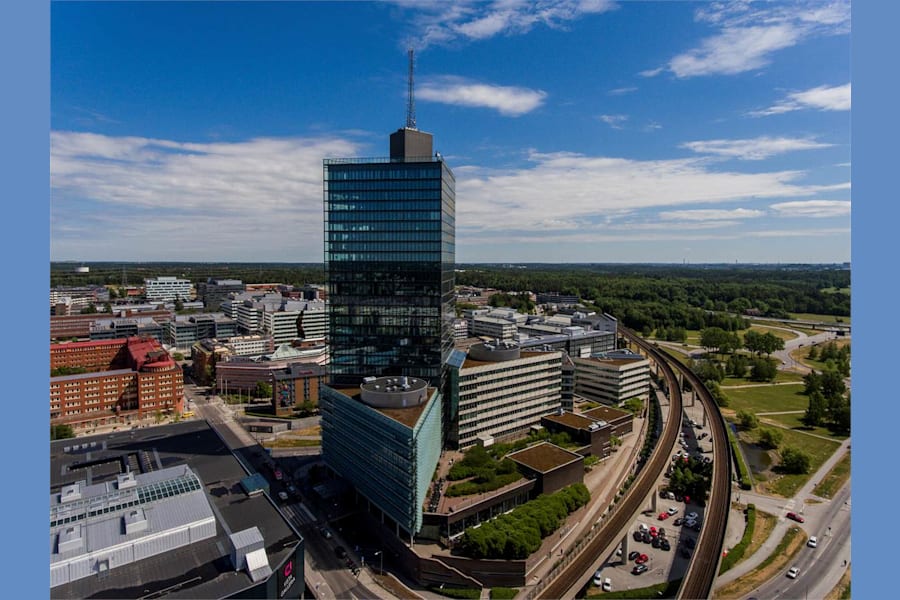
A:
281 501 320 527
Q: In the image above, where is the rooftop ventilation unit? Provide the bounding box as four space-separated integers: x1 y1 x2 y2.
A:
116 471 137 490
230 527 272 583
60 483 82 503
57 524 83 554
123 508 148 535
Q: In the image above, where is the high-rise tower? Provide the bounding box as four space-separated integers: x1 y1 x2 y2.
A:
323 53 455 386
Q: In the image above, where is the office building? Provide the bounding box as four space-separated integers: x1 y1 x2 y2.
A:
324 126 455 385
144 277 193 303
572 349 651 406
197 278 244 311
448 341 563 449
320 375 442 539
166 314 238 350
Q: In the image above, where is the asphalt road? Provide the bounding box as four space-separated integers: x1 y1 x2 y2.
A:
750 484 851 600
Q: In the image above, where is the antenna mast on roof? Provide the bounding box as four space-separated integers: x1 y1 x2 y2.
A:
406 47 416 129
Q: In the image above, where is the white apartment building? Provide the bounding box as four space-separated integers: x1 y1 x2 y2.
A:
470 316 518 341
449 341 563 449
572 350 650 406
144 277 193 303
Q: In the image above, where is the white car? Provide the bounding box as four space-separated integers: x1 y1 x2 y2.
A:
592 569 603 587
667 507 679 515
807 536 818 548
602 577 612 592
787 567 800 579
277 491 289 501
686 512 699 521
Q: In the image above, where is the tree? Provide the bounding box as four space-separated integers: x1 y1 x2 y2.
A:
80 303 98 314
749 357 778 382
174 297 185 311
820 368 846 400
705 380 729 407
622 397 643 414
51 424 75 440
255 381 273 398
758 427 783 449
692 359 725 383
802 390 827 427
726 354 750 378
737 410 759 430
806 345 819 361
172 352 185 361
779 447 811 474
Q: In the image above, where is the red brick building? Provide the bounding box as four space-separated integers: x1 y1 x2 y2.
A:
50 338 183 430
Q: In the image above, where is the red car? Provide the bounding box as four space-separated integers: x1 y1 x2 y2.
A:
786 512 805 523
649 528 658 538
635 554 649 564
273 468 283 481
658 512 670 520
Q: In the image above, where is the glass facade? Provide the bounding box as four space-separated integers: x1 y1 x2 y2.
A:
324 156 456 386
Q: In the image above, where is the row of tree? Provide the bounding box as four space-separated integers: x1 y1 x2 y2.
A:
698 328 785 356
457 483 590 559
802 369 851 433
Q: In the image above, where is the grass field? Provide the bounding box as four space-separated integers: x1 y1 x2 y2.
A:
789 339 851 371
263 437 321 448
813 451 851 498
788 312 851 325
721 371 805 387
713 526 806 599
724 384 810 414
757 412 848 441
752 319 820 336
747 325 799 341
821 287 851 295
660 346 692 366
760 427 842 497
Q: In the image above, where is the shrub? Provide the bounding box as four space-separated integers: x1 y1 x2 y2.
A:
719 504 756 573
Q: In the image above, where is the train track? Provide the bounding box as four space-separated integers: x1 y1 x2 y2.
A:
534 330 683 599
658 345 732 600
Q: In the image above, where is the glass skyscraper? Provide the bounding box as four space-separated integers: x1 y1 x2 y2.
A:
323 128 455 386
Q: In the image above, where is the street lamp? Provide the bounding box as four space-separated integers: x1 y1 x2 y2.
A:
373 550 383 576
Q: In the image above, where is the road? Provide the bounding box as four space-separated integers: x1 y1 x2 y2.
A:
715 438 851 598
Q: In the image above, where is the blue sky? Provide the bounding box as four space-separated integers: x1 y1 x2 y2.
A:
50 0 851 263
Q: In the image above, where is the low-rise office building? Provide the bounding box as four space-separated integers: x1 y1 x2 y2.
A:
144 277 193 303
581 404 635 438
572 350 650 406
90 316 166 343
448 341 563 449
272 363 328 416
166 314 238 350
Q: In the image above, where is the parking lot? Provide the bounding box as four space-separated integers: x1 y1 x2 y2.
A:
588 387 714 594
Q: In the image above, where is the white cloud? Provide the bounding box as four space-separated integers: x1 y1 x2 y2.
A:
750 83 851 116
598 114 628 129
395 0 618 48
456 150 849 234
644 1 850 79
659 208 764 222
769 200 850 218
669 24 800 78
418 77 547 116
680 136 832 160
608 86 637 95
51 131 363 260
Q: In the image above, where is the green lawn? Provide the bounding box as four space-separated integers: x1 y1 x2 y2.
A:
721 371 805 387
757 412 849 441
747 325 799 341
789 312 851 325
813 451 851 499
724 384 810 414
659 346 692 366
751 320 820 336
761 427 842 497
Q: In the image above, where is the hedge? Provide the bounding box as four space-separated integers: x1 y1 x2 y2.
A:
429 586 481 599
727 426 753 490
719 504 756 573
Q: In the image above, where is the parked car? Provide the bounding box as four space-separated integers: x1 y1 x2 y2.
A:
786 512 805 523
808 536 818 548
277 491 289 501
787 567 800 579
686 512 698 521
636 554 649 564
335 546 347 560
602 578 612 592
660 539 671 551
593 570 603 587
658 512 670 520
273 468 283 481
680 548 691 559
633 531 643 542
673 517 684 526
686 538 696 549
632 564 648 575
667 506 679 515
320 526 332 539
649 526 657 537
651 537 661 548
658 527 666 538
642 531 652 543
628 551 640 560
